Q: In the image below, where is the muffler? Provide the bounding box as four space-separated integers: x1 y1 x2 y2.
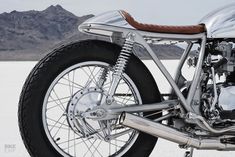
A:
120 113 235 150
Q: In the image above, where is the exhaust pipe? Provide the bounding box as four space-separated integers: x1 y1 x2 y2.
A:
120 113 235 150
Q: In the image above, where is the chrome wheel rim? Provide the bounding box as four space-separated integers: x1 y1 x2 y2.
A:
42 61 142 157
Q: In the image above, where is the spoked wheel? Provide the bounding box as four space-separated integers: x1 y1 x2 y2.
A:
43 62 141 157
18 40 161 157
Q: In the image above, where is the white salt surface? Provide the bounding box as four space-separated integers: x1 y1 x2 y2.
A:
0 60 234 157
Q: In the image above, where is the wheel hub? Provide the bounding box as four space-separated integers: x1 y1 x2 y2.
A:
67 87 105 135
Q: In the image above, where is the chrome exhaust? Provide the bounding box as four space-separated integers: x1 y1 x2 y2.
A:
120 113 235 150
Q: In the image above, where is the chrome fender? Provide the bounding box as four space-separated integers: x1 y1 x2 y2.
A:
79 10 135 37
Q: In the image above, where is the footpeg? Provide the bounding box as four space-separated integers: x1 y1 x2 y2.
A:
184 148 194 157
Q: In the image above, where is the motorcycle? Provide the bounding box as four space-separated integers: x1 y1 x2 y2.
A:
18 3 235 157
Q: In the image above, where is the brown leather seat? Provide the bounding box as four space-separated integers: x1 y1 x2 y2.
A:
121 11 206 34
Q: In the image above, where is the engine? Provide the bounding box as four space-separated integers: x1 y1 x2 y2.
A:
172 41 235 137
198 83 235 123
201 41 235 123
218 85 235 120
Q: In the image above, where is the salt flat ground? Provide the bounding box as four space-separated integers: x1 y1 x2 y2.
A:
0 60 234 157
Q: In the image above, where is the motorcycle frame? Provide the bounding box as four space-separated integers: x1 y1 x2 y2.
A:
80 22 206 114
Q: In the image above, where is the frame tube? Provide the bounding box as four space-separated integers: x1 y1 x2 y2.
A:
186 36 206 105
109 100 178 113
80 23 207 113
134 31 194 112
174 42 193 84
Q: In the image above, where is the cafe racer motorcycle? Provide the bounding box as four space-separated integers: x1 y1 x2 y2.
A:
18 3 235 157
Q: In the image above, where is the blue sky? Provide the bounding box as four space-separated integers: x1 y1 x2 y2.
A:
1 0 235 25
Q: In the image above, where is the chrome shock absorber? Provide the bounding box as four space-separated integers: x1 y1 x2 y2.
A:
106 33 135 104
113 37 134 76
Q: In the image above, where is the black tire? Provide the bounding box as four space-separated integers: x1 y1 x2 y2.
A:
18 40 161 157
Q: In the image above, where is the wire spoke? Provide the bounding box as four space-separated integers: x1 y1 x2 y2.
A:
47 100 70 111
57 81 82 90
83 139 97 157
82 66 98 87
51 90 66 110
121 89 131 104
47 96 66 113
47 96 71 103
109 141 122 148
61 77 84 89
67 73 72 96
123 95 135 105
87 66 99 84
63 138 90 150
73 130 77 157
53 118 67 138
47 124 69 131
113 138 127 143
44 63 140 157
80 138 94 157
48 114 65 132
86 139 103 157
92 140 103 157
72 70 75 95
57 136 83 145
48 117 69 131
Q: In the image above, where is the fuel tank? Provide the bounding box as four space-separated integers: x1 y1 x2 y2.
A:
200 3 235 38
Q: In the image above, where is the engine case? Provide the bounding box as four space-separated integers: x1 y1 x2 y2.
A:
219 86 235 110
218 86 235 120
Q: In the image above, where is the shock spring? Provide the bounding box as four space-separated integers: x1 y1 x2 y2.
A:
113 37 134 76
106 33 135 101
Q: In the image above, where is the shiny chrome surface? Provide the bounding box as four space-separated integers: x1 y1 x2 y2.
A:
82 10 134 29
79 10 135 36
200 3 235 38
107 33 135 99
121 113 235 150
108 100 178 114
219 86 235 110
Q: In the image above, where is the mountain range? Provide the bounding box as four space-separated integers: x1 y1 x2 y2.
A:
0 5 184 60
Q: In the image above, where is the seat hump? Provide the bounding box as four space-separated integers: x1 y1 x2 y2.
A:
121 11 206 34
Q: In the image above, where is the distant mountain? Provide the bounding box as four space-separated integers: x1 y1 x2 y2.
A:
0 5 184 60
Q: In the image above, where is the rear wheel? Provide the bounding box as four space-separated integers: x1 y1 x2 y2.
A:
18 40 161 157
